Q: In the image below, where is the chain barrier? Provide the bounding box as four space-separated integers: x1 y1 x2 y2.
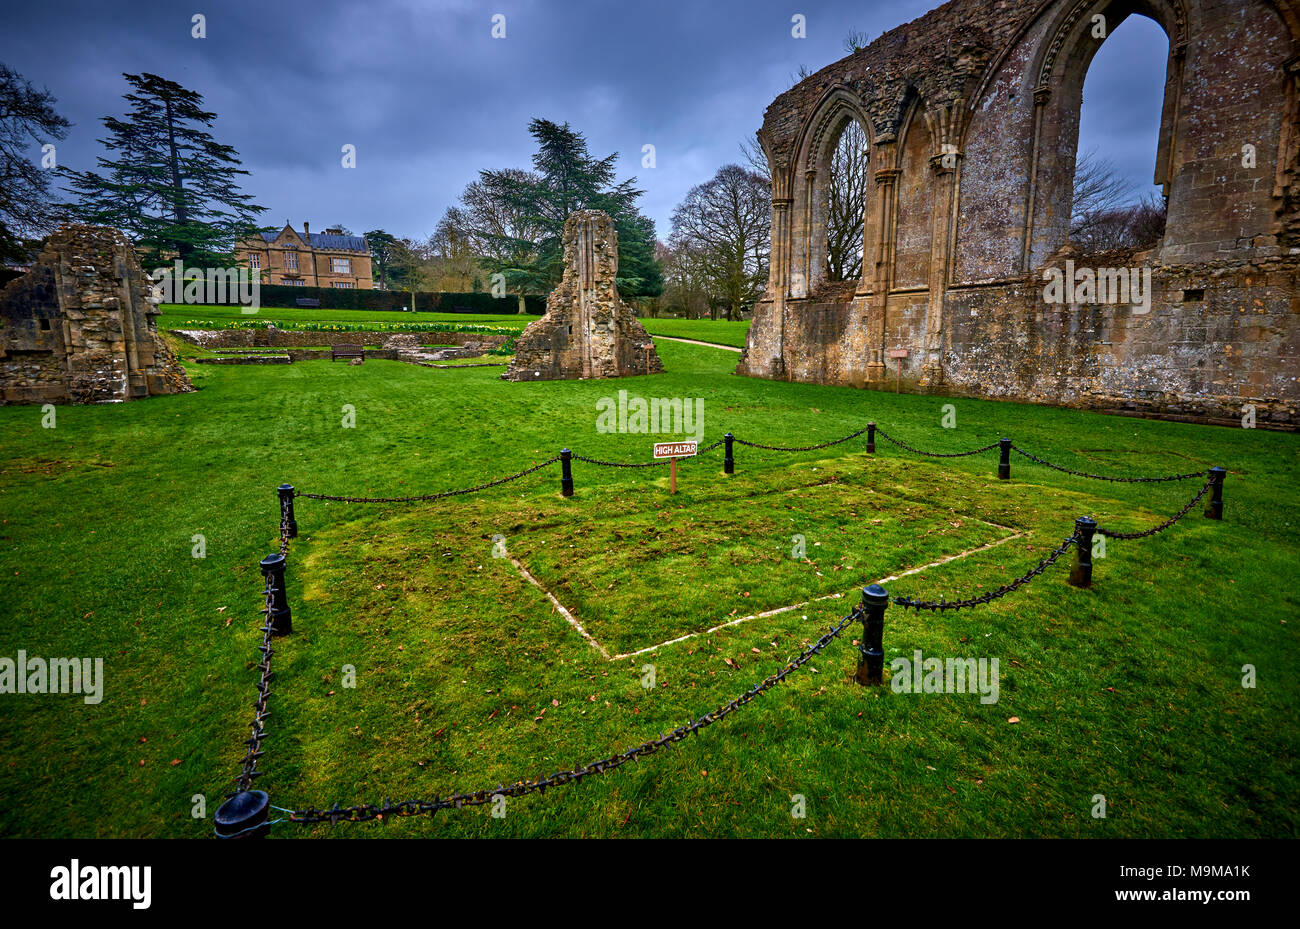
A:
571 439 723 469
1010 444 1203 483
232 578 277 795
874 429 1000 458
278 502 291 558
731 423 872 452
572 454 670 468
296 457 560 504
891 533 1079 612
286 606 862 826
1096 477 1214 540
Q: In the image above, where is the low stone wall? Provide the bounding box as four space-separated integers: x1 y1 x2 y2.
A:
171 328 506 350
739 258 1300 429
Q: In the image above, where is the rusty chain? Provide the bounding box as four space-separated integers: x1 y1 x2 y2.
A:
1011 444 1204 483
296 457 560 503
1096 477 1214 540
285 606 862 826
232 575 277 795
891 533 1080 612
874 428 1000 458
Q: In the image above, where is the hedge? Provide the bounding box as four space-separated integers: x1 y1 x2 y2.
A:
184 281 546 314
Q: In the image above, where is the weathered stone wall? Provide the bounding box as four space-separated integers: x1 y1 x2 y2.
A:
505 211 663 381
0 225 192 404
170 328 506 349
740 0 1300 426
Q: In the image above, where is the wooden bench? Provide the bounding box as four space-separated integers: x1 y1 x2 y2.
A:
331 343 364 362
295 298 321 308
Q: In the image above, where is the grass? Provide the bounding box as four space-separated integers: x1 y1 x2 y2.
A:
157 304 751 347
0 338 1296 838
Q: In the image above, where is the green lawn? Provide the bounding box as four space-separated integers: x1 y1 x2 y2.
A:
0 338 1295 838
157 304 751 347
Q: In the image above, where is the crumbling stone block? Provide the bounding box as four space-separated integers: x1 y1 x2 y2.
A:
0 224 193 404
505 210 663 381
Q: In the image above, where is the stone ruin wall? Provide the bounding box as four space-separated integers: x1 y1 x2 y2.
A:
505 210 663 381
0 224 192 404
740 0 1300 427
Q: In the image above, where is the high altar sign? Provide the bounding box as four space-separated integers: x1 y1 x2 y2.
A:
653 441 698 459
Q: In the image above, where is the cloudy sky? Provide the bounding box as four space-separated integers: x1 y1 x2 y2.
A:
3 0 1168 242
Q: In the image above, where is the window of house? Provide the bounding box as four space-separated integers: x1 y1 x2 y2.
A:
249 253 261 270
332 281 353 289
331 258 351 274
283 247 298 270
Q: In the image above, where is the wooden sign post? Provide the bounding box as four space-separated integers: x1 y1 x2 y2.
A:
653 440 698 494
888 348 908 393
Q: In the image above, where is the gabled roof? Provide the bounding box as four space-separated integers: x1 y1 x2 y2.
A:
258 228 370 253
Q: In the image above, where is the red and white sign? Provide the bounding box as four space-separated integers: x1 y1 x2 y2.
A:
888 348 909 359
653 441 698 459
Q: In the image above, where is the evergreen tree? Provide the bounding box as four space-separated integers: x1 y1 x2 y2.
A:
463 118 662 301
61 73 266 267
0 63 70 263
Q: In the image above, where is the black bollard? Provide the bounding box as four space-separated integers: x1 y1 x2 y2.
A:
854 584 889 686
1205 466 1226 520
724 433 735 475
1068 516 1097 589
560 448 574 497
259 553 292 636
214 789 270 839
866 422 876 454
998 437 1011 480
277 484 297 538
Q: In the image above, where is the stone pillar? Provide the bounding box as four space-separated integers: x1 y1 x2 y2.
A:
866 149 899 383
770 197 793 379
504 210 663 382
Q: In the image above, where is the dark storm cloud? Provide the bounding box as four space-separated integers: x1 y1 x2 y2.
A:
2 0 1164 241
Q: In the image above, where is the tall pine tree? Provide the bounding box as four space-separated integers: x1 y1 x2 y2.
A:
466 119 662 301
61 73 266 267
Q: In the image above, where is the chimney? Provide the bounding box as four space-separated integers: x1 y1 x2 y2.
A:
303 221 310 238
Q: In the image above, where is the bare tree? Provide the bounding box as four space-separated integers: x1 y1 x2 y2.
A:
1071 148 1166 251
843 28 871 54
825 120 868 281
669 164 771 320
738 137 770 181
1071 148 1134 238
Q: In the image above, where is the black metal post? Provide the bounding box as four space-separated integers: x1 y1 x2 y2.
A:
214 789 270 839
277 484 297 538
866 422 876 454
1068 516 1097 589
724 433 735 475
1205 466 1226 520
260 553 292 635
560 448 574 497
998 437 1011 480
855 584 889 686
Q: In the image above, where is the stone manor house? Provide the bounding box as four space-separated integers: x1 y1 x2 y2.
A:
235 222 373 289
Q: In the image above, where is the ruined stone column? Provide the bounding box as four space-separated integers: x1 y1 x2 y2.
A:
0 225 193 405
865 152 899 383
505 210 663 381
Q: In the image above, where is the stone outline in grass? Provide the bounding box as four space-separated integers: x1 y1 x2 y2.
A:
505 511 1025 662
